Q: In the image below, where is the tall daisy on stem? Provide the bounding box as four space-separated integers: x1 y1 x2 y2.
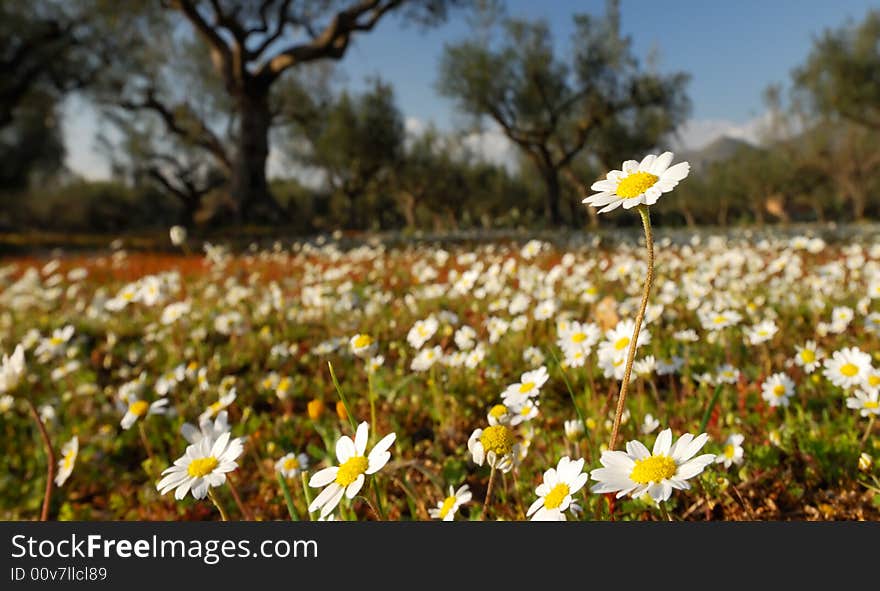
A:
582 152 689 452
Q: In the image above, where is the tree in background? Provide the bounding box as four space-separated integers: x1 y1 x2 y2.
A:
0 0 100 207
91 0 464 224
794 9 880 221
281 78 405 230
438 0 689 226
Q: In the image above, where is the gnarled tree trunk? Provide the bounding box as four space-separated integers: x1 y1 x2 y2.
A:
231 87 283 223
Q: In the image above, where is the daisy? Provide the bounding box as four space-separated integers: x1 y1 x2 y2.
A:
308 422 396 518
349 334 377 358
761 373 795 407
276 452 310 479
715 434 745 468
583 152 690 213
468 424 519 473
181 410 231 444
641 413 660 435
564 419 584 441
527 456 588 521
199 389 237 422
0 344 25 393
407 317 438 349
120 398 168 430
823 347 872 390
156 432 244 500
716 364 740 384
590 428 715 503
846 390 880 418
410 346 442 372
54 436 79 486
745 320 778 345
501 366 549 405
429 484 472 521
598 319 651 364
794 341 824 374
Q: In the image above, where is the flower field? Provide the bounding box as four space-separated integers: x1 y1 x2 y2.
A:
2 230 880 521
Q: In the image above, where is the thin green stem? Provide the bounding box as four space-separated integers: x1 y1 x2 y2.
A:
207 487 230 522
300 472 315 521
609 205 655 452
699 384 724 433
861 416 876 449
658 502 673 522
277 472 299 521
328 362 357 432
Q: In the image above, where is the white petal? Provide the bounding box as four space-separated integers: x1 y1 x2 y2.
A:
650 151 673 175
309 467 338 487
653 429 672 455
662 162 690 182
354 422 369 455
345 474 365 499
336 436 355 464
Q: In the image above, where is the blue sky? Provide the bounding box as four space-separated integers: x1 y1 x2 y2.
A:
65 0 878 178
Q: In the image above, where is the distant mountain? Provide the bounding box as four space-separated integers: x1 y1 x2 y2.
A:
679 136 759 174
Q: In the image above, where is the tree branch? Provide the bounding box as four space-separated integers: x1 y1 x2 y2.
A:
259 0 401 80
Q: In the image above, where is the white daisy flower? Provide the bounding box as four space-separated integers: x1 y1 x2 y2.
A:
846 390 880 418
527 456 588 521
590 428 715 502
0 344 25 394
794 341 824 373
501 366 549 405
468 424 519 473
761 373 795 407
156 432 244 500
429 484 472 521
583 152 690 213
120 398 168 430
564 419 584 441
55 436 79 486
275 452 310 479
641 413 660 435
823 347 872 390
407 317 438 349
715 434 745 468
199 389 237 422
308 422 396 518
349 334 377 358
181 410 231 444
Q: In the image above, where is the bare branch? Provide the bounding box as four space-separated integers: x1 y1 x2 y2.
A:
259 0 401 80
118 88 231 170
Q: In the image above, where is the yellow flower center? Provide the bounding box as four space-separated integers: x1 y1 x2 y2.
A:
571 332 587 343
50 337 64 346
614 337 630 351
630 454 677 484
438 495 457 518
519 382 535 394
283 457 300 471
773 384 786 397
724 444 736 459
713 315 727 325
616 172 659 199
489 404 508 419
208 401 224 414
63 450 76 470
800 349 815 363
129 400 149 417
277 377 290 391
865 401 879 410
335 455 369 486
479 425 514 456
543 483 570 510
353 334 372 349
188 456 218 478
840 363 859 377
869 375 880 387
520 405 532 416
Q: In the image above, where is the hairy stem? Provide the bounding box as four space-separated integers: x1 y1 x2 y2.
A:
608 205 655 452
27 399 56 522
